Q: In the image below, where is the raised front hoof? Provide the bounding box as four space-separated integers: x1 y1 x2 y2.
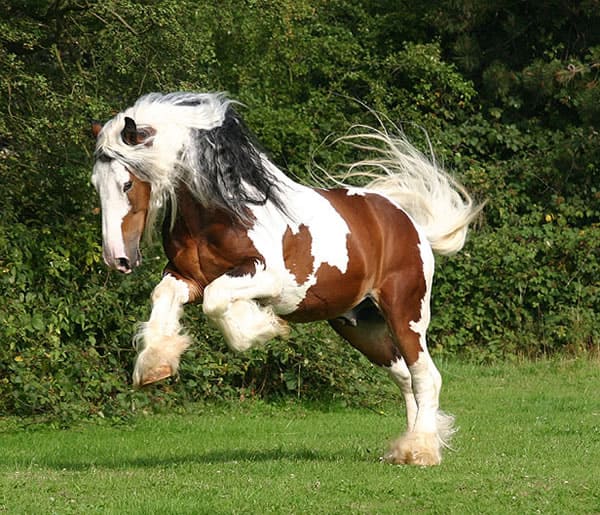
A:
134 364 173 387
384 432 442 466
131 334 190 387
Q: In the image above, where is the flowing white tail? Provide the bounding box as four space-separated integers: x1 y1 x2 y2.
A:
341 126 483 255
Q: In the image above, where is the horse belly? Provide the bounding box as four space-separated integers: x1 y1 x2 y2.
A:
275 262 370 323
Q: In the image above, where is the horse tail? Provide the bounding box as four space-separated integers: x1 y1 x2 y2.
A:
340 126 483 256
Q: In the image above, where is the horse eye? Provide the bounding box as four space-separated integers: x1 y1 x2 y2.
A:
123 181 133 193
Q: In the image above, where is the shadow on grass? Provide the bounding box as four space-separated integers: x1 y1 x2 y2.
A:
9 446 371 471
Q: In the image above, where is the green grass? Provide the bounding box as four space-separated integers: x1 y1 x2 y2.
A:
1 359 599 514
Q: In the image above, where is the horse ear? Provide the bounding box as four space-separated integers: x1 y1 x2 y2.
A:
121 117 139 145
121 116 156 146
91 120 103 139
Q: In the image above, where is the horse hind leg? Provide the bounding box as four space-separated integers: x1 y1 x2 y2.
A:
378 273 456 466
384 352 456 466
386 357 418 433
329 298 418 436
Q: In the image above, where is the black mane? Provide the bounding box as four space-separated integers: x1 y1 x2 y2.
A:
189 106 287 223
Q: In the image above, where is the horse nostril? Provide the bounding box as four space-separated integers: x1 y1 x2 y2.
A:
117 257 131 271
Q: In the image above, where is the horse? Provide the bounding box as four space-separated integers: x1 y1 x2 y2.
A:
91 92 481 466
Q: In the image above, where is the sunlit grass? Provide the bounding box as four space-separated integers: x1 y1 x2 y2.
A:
1 358 599 514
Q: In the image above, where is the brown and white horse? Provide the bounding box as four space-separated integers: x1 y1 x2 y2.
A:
91 92 481 466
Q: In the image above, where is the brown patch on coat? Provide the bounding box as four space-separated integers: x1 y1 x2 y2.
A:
377 268 426 366
161 186 264 302
282 224 314 284
284 260 368 323
120 172 151 263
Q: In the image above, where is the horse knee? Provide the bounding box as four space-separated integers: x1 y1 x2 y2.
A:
152 274 189 304
210 300 289 352
202 281 231 317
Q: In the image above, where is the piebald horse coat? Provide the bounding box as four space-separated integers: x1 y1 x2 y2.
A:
91 92 481 465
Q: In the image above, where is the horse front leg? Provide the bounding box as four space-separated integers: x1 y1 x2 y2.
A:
202 264 289 352
132 273 195 387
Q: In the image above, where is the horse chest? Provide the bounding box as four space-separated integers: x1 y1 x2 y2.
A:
164 210 262 290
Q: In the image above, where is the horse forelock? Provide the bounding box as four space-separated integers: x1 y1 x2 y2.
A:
95 92 290 228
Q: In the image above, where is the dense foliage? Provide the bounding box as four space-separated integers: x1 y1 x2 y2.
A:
1 0 598 419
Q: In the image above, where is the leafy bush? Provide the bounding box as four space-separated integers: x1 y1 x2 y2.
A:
1 0 598 420
431 219 600 361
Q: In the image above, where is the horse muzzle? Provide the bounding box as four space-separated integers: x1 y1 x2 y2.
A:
103 249 141 274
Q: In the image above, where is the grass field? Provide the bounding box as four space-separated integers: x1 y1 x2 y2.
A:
1 359 599 514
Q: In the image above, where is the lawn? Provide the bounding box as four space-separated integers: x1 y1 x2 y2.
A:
1 359 599 514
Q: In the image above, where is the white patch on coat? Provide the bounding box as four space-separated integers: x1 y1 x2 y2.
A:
91 159 132 267
203 262 283 317
408 236 435 340
246 158 350 314
345 187 367 196
386 358 418 432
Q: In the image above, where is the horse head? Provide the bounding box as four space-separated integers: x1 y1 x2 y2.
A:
91 117 153 273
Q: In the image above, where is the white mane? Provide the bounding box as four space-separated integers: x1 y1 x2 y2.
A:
95 93 232 225
94 92 287 228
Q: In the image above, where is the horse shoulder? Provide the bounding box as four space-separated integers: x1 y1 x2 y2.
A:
163 204 264 296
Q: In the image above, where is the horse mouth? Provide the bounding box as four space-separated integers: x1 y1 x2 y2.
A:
114 249 142 274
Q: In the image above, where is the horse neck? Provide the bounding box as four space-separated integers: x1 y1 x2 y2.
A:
164 182 246 236
163 157 307 237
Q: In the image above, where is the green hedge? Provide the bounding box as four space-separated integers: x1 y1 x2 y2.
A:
1 0 598 419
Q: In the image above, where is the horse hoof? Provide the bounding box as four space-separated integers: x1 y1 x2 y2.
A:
138 364 173 386
384 432 442 466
